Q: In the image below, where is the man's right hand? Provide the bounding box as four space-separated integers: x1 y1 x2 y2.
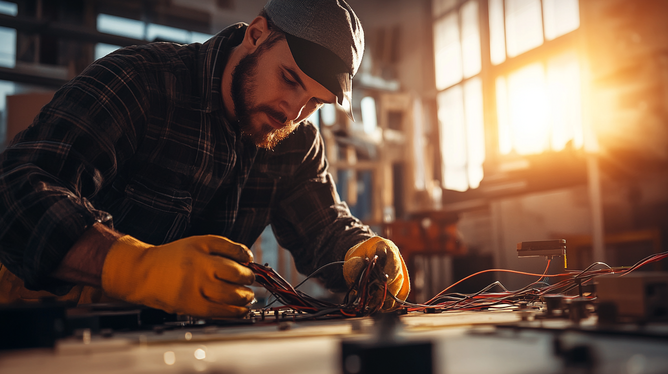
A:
101 235 255 318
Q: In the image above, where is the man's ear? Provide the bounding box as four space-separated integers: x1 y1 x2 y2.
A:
242 16 271 53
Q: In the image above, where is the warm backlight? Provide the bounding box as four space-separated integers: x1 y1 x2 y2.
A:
497 52 583 156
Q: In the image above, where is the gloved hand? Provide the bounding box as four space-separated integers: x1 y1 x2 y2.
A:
343 237 410 311
101 235 255 318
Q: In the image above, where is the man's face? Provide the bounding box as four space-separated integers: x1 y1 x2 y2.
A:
231 36 337 149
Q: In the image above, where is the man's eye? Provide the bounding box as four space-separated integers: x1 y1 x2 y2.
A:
282 74 297 86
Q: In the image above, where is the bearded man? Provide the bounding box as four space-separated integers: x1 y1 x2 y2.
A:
0 0 410 317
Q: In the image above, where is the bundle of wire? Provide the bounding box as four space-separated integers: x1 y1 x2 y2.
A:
401 250 668 313
248 255 387 318
249 250 668 317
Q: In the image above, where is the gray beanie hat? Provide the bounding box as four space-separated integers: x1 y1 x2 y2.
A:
264 0 365 120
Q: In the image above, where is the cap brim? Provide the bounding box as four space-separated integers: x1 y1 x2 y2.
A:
337 89 354 121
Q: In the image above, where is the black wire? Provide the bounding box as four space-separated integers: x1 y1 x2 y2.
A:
573 261 613 279
294 261 346 289
622 250 668 274
257 260 346 310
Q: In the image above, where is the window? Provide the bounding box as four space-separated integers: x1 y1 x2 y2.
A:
0 1 17 16
0 27 15 68
146 24 189 43
0 0 17 68
438 78 484 191
433 1 481 90
489 0 580 64
94 43 121 61
432 0 582 191
307 107 320 129
496 52 582 155
97 14 144 39
320 104 337 126
360 96 378 135
95 14 214 60
433 0 484 192
489 0 582 156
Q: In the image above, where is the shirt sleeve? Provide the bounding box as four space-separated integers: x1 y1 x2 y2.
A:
0 50 148 294
269 123 375 292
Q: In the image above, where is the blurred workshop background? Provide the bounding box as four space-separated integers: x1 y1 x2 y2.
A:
0 0 666 302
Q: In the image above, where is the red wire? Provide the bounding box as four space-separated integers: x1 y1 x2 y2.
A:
425 264 566 305
250 251 668 317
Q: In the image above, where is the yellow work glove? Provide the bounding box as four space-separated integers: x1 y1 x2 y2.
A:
101 235 255 318
343 237 410 311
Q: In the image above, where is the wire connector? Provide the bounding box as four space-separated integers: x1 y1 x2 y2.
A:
517 239 567 268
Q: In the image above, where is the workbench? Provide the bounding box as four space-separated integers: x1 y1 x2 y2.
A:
1 306 667 374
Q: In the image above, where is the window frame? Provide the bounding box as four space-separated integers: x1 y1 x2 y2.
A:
432 0 587 197
432 0 486 192
482 0 584 163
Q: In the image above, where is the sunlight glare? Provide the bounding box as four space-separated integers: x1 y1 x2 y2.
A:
547 52 583 151
497 54 583 156
508 63 549 155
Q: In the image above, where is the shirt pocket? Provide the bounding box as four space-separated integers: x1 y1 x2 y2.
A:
107 181 193 245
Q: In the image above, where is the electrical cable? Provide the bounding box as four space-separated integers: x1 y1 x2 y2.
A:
248 256 386 318
248 250 668 318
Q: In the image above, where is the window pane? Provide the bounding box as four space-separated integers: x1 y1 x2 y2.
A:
497 56 583 156
438 85 469 191
321 104 337 126
434 13 463 90
460 1 481 78
147 24 189 43
0 26 15 68
0 80 13 112
0 1 18 16
505 0 544 58
97 14 144 39
547 52 582 150
191 32 213 43
463 77 485 188
433 0 459 17
496 76 512 154
489 0 506 65
95 43 120 60
360 96 377 134
307 108 320 129
543 0 580 40
507 63 549 155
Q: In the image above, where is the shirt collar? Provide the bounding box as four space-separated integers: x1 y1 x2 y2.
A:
198 23 247 113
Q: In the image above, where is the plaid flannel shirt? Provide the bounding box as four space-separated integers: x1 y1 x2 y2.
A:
0 23 373 295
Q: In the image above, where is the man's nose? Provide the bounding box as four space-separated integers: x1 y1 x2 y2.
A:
280 92 310 122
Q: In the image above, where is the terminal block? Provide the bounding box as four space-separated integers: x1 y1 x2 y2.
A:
517 239 567 267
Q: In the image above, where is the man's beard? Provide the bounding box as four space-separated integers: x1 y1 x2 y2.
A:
231 46 299 150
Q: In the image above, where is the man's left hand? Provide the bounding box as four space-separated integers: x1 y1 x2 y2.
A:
343 237 410 311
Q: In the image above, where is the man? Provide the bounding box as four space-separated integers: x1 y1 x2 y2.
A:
0 0 409 317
